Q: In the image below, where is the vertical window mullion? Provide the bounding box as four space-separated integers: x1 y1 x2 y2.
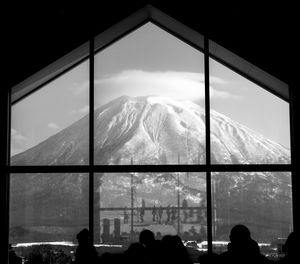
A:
204 36 213 254
289 84 297 231
89 36 95 243
1 87 11 264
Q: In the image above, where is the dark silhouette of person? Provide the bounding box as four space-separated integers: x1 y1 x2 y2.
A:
139 229 162 264
74 228 98 264
100 252 124 264
182 199 188 223
152 205 157 222
140 200 145 223
198 252 220 264
124 207 129 224
158 205 163 223
171 206 177 223
139 229 156 248
280 231 297 263
8 244 22 264
189 208 194 221
166 205 171 223
161 235 193 264
156 231 162 240
219 224 271 263
124 242 151 264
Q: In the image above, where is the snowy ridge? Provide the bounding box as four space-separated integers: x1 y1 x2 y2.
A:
12 95 290 165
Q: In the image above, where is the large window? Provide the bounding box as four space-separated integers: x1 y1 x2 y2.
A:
8 13 292 263
94 23 205 165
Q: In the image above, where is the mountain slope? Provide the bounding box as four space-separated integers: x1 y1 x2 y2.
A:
11 95 290 165
10 95 292 243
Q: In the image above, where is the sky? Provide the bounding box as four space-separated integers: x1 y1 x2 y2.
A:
11 23 290 156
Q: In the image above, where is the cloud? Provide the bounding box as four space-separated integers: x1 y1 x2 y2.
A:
210 76 229 84
94 70 236 106
71 105 89 115
48 122 60 130
210 85 242 100
11 128 16 135
11 128 26 142
11 128 28 156
78 105 89 114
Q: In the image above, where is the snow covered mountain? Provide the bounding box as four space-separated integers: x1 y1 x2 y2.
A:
12 95 290 165
10 95 292 243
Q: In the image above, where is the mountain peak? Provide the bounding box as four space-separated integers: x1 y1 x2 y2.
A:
12 95 290 166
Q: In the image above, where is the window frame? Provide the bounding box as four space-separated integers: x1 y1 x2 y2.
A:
6 4 293 258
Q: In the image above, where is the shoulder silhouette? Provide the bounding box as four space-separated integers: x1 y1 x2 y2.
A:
280 231 297 264
219 224 271 264
74 228 98 264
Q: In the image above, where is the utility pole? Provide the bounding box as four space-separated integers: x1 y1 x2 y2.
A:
99 175 102 243
177 154 180 235
130 157 134 240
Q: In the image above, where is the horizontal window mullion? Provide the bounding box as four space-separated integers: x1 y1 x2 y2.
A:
210 164 291 172
7 164 291 174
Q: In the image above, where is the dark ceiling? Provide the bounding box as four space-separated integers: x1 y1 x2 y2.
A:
4 1 297 89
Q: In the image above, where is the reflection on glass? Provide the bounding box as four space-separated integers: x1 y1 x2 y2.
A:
94 23 205 165
9 173 88 262
11 61 89 165
209 58 290 164
94 173 206 247
211 172 293 259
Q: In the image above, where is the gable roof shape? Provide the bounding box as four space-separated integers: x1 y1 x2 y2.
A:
11 4 289 104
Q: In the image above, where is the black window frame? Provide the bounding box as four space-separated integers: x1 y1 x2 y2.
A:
4 5 294 261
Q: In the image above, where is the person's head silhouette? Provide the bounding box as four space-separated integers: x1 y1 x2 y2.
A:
229 224 251 244
76 228 90 245
139 229 155 247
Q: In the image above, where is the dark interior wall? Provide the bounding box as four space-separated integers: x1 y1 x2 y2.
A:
0 89 9 263
4 1 297 87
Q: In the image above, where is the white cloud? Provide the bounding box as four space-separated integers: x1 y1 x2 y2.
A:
11 128 26 142
94 70 236 106
11 128 17 136
71 105 89 115
48 122 60 130
11 128 28 156
78 105 89 114
210 85 242 100
210 76 229 84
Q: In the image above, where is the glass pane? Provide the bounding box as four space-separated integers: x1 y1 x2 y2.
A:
212 172 293 260
11 61 89 165
94 22 205 165
94 172 207 257
209 58 290 164
9 173 89 262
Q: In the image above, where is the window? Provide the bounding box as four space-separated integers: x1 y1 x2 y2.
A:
211 172 292 256
210 58 290 164
94 23 205 165
7 6 292 263
11 61 89 165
